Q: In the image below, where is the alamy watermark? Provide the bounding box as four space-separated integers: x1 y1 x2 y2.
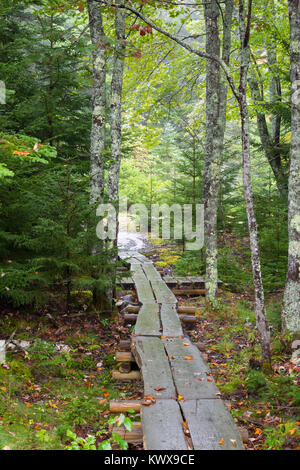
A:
96 197 204 251
0 81 6 104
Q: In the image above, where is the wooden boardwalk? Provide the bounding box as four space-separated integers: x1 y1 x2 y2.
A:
118 250 244 450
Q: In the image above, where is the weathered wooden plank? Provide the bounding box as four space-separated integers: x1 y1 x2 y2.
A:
160 304 183 338
131 336 175 399
162 336 197 358
134 303 161 336
164 338 218 399
133 274 155 304
142 263 162 281
130 263 144 275
151 279 177 304
180 399 244 450
142 399 188 450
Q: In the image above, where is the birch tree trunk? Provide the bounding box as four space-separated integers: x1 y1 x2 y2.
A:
87 0 107 204
202 0 233 300
282 0 300 336
238 0 271 367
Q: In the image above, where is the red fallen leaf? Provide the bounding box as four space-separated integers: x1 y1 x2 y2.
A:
207 377 213 382
154 386 166 391
1 364 10 370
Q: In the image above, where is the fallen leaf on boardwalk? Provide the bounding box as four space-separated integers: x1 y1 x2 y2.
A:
182 421 188 429
154 386 166 391
218 439 224 445
230 439 237 447
183 355 194 360
183 343 189 347
161 335 167 339
207 377 213 382
177 395 184 401
144 395 156 403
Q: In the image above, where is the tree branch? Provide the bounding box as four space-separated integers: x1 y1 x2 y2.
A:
95 0 241 101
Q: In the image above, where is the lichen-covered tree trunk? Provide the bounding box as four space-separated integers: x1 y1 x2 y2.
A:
106 4 126 304
107 4 126 206
282 0 300 336
87 0 107 204
239 0 271 367
202 0 232 300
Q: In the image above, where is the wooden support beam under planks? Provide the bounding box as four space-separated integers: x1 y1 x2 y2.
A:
109 400 142 413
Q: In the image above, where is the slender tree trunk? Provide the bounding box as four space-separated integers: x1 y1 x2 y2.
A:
282 0 300 336
202 0 233 300
87 0 107 205
238 0 271 368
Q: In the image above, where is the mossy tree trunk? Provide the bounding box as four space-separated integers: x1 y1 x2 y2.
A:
282 0 300 337
87 0 107 205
